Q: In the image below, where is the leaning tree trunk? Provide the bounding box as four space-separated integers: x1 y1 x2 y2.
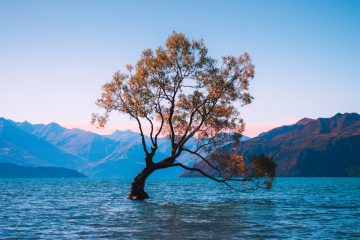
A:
127 166 155 200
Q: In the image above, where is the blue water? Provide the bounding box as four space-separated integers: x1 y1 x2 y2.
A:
0 178 359 239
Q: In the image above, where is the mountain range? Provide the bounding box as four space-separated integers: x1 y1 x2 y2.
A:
1 112 359 178
181 113 360 177
0 117 203 177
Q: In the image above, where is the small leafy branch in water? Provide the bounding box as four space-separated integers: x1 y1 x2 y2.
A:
186 144 276 192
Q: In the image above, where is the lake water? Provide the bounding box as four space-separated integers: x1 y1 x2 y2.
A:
0 178 359 239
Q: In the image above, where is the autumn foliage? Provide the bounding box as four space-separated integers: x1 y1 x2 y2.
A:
92 33 275 199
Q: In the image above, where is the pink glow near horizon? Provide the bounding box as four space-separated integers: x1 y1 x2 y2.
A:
244 117 299 137
63 117 299 137
63 122 142 135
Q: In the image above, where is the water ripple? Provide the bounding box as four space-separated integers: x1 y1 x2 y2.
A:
0 178 359 239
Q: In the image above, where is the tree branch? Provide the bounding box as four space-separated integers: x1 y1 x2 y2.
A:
133 116 150 157
154 99 164 146
182 148 223 175
169 163 257 192
145 116 155 146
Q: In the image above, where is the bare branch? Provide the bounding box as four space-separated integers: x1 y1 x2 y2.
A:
169 163 261 192
133 116 150 156
145 116 155 146
182 148 223 174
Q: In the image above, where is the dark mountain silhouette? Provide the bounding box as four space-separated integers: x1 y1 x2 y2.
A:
0 162 87 178
182 113 360 177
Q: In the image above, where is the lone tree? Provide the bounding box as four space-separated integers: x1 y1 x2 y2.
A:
92 33 275 200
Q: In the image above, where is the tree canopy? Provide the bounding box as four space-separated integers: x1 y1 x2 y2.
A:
92 33 275 199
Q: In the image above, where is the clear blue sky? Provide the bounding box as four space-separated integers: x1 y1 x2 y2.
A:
1 0 359 136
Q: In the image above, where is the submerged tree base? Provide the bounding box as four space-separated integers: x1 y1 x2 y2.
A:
126 168 153 200
126 191 150 200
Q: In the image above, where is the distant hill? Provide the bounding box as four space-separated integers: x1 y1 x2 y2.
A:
0 162 87 178
13 112 354 179
14 120 186 177
0 118 85 169
182 113 360 177
2 118 215 177
17 121 119 164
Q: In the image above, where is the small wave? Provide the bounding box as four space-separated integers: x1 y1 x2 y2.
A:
319 204 358 209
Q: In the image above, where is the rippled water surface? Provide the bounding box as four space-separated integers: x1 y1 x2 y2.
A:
0 178 359 239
